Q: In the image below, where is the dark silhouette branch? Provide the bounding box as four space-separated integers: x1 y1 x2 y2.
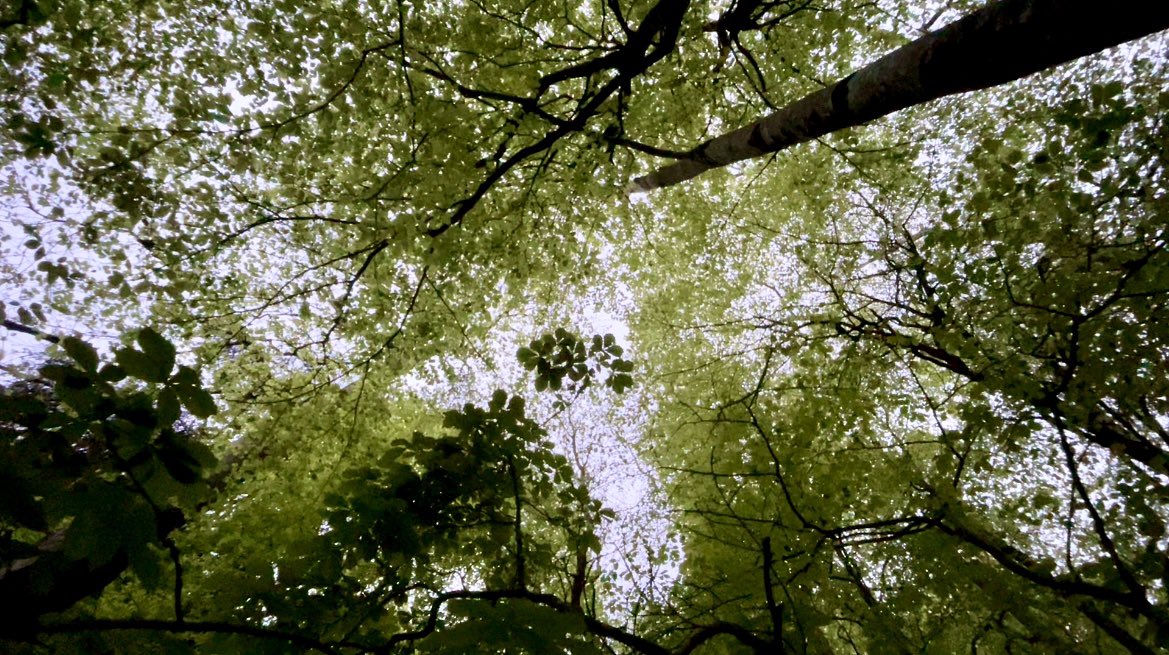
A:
2 319 60 343
506 454 527 590
935 514 1141 611
760 537 784 651
25 619 355 655
424 0 691 238
1077 603 1157 655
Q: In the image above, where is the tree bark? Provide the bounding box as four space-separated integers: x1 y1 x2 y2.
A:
628 0 1169 193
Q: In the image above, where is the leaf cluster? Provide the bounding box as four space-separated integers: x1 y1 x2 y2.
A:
0 329 218 630
517 329 634 394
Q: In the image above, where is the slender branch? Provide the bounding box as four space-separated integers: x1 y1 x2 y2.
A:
422 0 691 238
369 587 780 655
570 548 588 609
760 537 784 651
604 135 690 159
166 540 184 622
1077 603 1156 655
506 454 527 590
675 622 771 654
1055 426 1151 612
2 319 60 343
256 41 400 133
936 515 1139 609
375 588 668 655
324 238 392 341
26 619 355 655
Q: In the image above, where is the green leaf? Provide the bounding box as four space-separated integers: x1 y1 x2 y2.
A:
116 347 167 383
609 373 633 394
489 389 508 412
61 483 148 566
157 387 181 424
136 327 176 378
63 510 121 566
128 544 164 591
99 363 127 382
176 384 217 418
61 336 99 372
156 431 208 484
170 365 200 387
517 346 538 367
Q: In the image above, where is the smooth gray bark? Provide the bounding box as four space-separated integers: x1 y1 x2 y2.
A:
628 0 1169 193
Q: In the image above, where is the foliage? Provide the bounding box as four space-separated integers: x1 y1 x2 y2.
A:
0 329 216 632
517 330 634 393
2 0 1169 654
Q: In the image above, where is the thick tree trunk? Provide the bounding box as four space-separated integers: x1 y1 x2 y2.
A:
628 0 1169 193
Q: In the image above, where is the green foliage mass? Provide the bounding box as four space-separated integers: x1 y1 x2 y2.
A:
2 1 1168 653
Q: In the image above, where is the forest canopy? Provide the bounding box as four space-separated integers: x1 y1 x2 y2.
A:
2 0 1169 653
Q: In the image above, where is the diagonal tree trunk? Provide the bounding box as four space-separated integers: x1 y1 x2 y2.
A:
628 0 1169 193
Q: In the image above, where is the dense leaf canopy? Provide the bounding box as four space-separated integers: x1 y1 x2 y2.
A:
2 0 1169 653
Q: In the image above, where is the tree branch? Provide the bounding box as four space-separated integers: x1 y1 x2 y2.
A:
22 619 355 655
760 537 784 651
1 319 60 343
629 0 1169 192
